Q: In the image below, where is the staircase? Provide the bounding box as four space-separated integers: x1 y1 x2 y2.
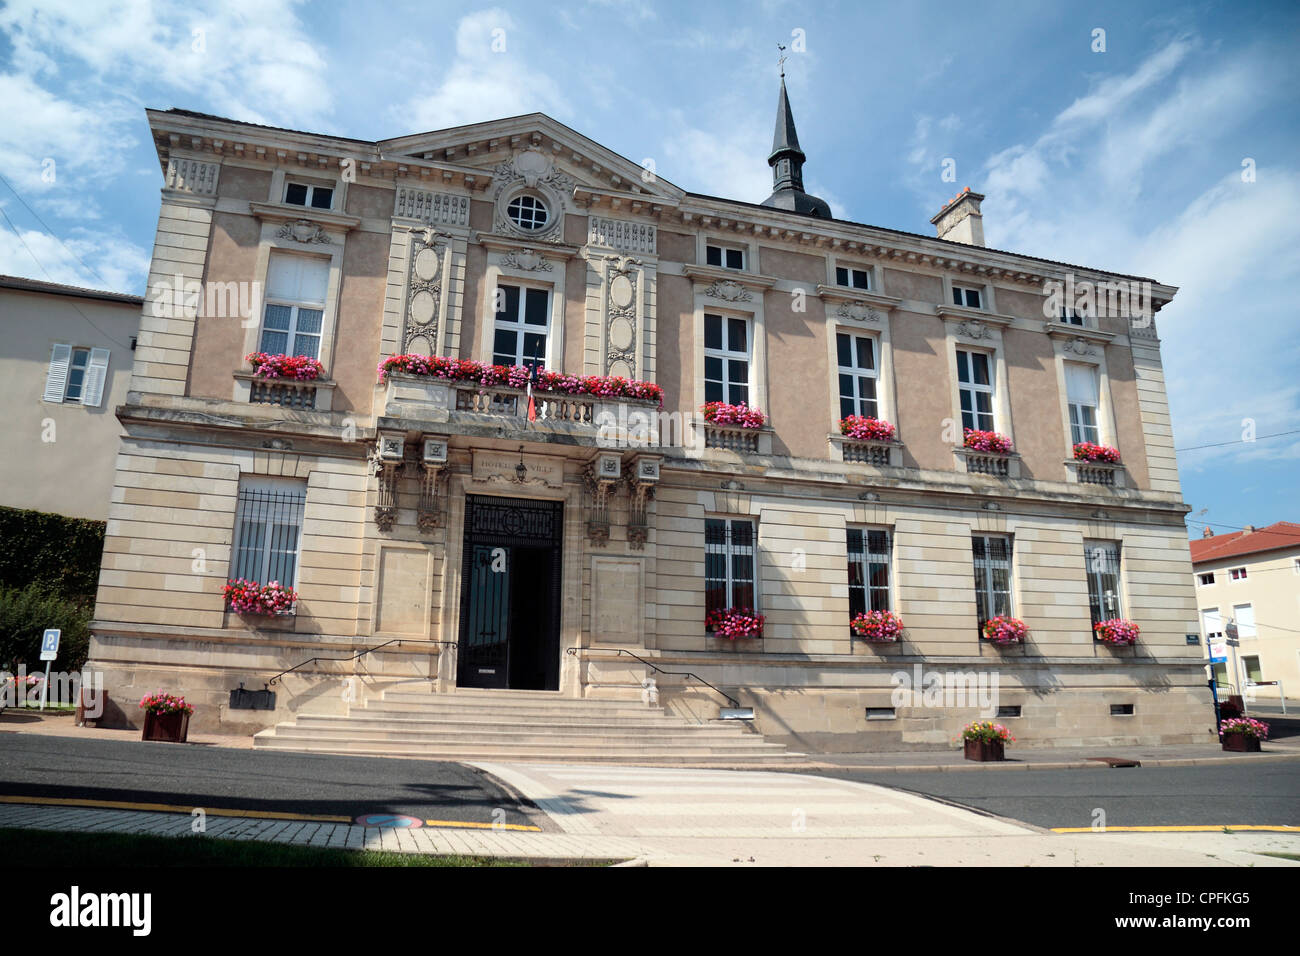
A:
252 686 803 766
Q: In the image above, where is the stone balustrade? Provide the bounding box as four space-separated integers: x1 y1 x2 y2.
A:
954 447 1021 478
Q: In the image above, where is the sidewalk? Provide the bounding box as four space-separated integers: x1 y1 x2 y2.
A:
3 709 1297 771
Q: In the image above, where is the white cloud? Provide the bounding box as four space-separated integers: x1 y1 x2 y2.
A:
0 214 150 294
396 10 571 132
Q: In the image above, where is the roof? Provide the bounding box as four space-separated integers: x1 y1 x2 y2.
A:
0 274 143 306
1189 522 1300 564
151 107 1170 288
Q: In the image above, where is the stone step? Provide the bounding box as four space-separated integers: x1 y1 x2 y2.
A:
370 700 673 720
293 713 747 735
263 723 779 748
251 735 804 764
342 709 709 730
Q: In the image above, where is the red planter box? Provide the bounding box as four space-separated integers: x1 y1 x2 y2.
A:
1221 733 1261 753
142 710 190 743
964 738 1006 761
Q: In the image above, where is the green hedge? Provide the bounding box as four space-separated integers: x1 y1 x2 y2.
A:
0 506 106 605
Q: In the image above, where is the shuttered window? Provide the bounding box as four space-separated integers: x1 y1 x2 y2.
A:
261 252 329 358
43 344 109 406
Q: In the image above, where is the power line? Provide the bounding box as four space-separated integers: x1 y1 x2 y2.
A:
0 171 114 291
1176 429 1300 452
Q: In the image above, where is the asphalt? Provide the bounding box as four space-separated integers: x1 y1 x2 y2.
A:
0 732 542 829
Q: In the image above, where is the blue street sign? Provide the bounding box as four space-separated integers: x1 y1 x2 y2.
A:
40 629 61 661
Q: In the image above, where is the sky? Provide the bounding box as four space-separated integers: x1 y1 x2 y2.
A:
0 0 1297 535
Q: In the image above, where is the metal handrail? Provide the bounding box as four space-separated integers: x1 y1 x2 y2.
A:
565 646 739 710
267 640 458 686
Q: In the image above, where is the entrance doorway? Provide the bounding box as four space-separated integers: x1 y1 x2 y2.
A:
457 495 563 690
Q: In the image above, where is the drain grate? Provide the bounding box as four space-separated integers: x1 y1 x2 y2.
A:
1086 756 1141 768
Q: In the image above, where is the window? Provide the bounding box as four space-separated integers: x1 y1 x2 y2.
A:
1059 309 1085 326
972 534 1012 631
952 284 982 309
704 313 750 405
706 244 745 270
1110 703 1135 716
42 344 109 407
1198 572 1215 586
837 332 878 420
506 194 548 231
705 518 756 614
261 252 329 358
1230 566 1247 581
284 181 333 210
847 527 891 618
1065 362 1101 446
1084 540 1122 627
493 283 549 368
230 479 306 588
956 349 995 432
1242 655 1262 683
1232 604 1256 639
1201 608 1223 641
835 266 870 290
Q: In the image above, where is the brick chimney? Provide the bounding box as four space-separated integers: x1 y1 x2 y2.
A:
1203 527 1214 538
931 187 985 246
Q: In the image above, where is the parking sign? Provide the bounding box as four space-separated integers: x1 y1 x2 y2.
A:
40 629 60 661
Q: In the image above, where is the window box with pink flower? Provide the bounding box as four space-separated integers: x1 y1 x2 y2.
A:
981 615 1027 646
233 352 335 411
706 607 765 640
850 610 904 643
955 428 1020 477
224 579 298 617
699 403 772 455
1065 442 1126 488
1094 618 1139 647
831 416 903 467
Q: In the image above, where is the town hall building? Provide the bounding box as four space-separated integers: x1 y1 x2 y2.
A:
85 79 1214 755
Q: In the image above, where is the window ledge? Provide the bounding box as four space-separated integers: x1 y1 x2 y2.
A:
828 434 904 468
815 285 902 313
1043 322 1115 345
937 304 1015 327
234 371 335 411
682 263 778 291
954 446 1022 478
1064 458 1126 488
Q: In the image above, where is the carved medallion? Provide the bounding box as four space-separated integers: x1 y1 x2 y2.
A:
703 279 752 302
277 220 332 244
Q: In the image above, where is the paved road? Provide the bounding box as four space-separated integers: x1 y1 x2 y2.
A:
0 733 539 828
810 762 1300 829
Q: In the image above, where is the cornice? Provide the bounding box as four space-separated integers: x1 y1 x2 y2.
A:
476 233 582 260
248 201 361 231
936 304 1015 327
1042 322 1116 345
681 263 779 291
815 284 903 312
573 184 680 216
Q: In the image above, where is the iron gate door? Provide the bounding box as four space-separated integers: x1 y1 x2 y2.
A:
458 495 563 690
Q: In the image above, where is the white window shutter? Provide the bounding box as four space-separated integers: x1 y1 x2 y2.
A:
81 348 111 407
43 344 72 402
1065 363 1099 405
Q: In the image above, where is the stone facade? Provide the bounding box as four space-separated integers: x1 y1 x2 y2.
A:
85 105 1216 750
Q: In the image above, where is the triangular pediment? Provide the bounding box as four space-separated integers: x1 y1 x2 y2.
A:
378 113 683 205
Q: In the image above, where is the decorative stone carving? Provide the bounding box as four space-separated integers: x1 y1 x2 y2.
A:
500 249 553 272
417 463 447 532
403 227 445 354
584 453 623 546
164 158 219 195
492 151 574 243
955 319 993 341
623 456 660 551
277 220 332 244
393 188 470 227
836 300 881 324
703 279 753 302
604 255 641 378
1062 336 1096 356
588 216 656 255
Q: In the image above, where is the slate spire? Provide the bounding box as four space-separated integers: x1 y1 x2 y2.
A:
761 76 831 218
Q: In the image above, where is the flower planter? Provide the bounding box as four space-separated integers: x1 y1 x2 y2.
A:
1221 733 1261 753
964 738 1005 761
142 710 190 743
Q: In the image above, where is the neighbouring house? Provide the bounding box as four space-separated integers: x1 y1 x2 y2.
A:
1191 522 1300 702
0 275 142 521
85 79 1213 751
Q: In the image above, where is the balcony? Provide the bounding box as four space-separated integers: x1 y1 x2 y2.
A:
953 447 1021 478
701 422 773 455
828 434 903 468
1064 459 1126 488
233 371 335 411
382 374 661 445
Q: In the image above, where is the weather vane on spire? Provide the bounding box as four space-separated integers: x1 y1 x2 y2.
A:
777 42 787 78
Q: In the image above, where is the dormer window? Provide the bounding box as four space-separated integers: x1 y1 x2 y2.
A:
506 194 549 231
284 181 333 210
952 285 982 309
706 244 745 270
836 267 871 290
